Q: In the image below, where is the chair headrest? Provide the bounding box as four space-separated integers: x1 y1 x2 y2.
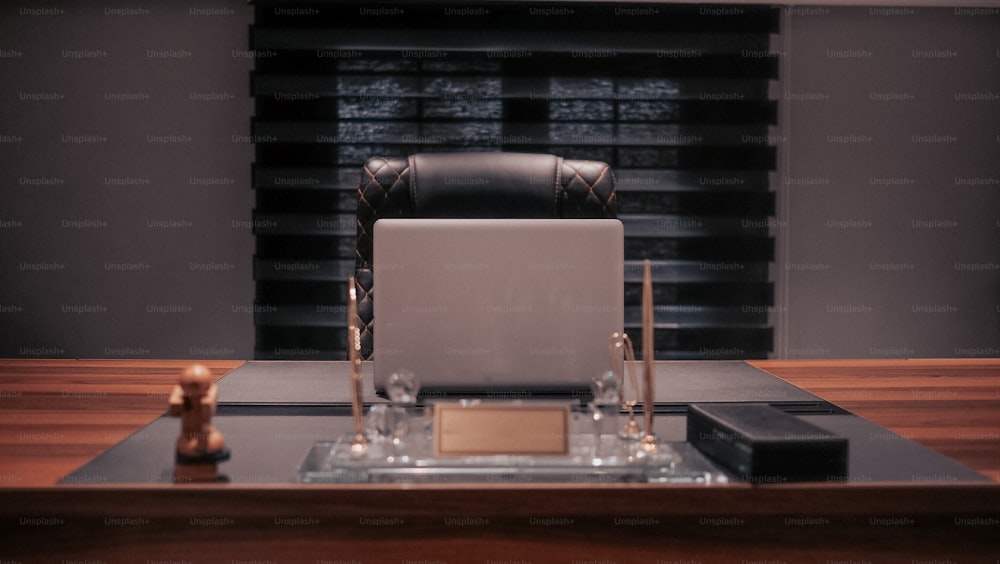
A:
408 152 562 218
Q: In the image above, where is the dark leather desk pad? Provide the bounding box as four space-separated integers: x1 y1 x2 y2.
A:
212 360 825 407
61 361 991 485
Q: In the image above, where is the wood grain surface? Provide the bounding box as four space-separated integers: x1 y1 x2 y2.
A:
0 359 242 487
2 358 999 486
1 358 999 562
752 359 1000 483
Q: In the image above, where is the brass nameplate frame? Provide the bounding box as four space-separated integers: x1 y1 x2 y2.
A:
433 403 570 457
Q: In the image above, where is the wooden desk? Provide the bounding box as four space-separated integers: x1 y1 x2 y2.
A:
752 359 1000 484
1 359 999 562
0 359 243 488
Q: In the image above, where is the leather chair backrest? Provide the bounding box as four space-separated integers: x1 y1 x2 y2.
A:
355 152 617 359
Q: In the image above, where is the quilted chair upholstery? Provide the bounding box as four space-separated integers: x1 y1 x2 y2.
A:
355 152 617 359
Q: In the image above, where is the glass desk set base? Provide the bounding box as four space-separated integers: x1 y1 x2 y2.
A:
295 409 732 485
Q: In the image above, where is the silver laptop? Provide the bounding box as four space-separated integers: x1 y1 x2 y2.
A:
373 218 624 396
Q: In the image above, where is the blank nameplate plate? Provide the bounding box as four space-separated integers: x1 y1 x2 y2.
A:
433 402 570 457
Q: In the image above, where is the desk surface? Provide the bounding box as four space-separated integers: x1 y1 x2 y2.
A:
2 358 999 562
53 360 993 486
2 358 997 485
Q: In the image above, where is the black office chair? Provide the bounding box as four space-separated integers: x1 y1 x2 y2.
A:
354 152 618 359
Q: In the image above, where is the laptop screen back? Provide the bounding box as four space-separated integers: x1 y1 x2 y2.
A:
373 218 624 396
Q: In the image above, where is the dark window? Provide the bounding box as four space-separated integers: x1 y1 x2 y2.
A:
251 1 778 360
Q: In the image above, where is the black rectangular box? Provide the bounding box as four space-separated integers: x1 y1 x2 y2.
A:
687 403 848 483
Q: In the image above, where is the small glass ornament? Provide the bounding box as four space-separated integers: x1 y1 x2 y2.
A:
386 370 419 404
364 404 409 443
589 370 622 461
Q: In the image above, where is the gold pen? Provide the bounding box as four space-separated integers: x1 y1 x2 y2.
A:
641 259 657 452
347 276 367 456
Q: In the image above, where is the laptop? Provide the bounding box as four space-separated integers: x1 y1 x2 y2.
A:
373 218 624 397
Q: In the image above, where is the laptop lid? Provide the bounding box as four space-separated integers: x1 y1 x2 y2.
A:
373 218 624 397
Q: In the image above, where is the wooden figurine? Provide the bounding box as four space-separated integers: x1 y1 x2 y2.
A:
168 363 230 482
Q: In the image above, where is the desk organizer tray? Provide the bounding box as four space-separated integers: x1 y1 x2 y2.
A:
296 413 733 484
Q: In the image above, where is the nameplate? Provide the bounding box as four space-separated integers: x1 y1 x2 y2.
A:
433 402 570 457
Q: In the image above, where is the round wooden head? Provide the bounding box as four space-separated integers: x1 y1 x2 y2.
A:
179 364 213 396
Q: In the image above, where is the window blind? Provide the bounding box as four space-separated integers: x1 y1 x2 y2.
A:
250 1 778 360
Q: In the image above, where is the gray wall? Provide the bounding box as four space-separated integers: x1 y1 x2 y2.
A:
0 3 997 359
0 1 255 359
774 6 1000 358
